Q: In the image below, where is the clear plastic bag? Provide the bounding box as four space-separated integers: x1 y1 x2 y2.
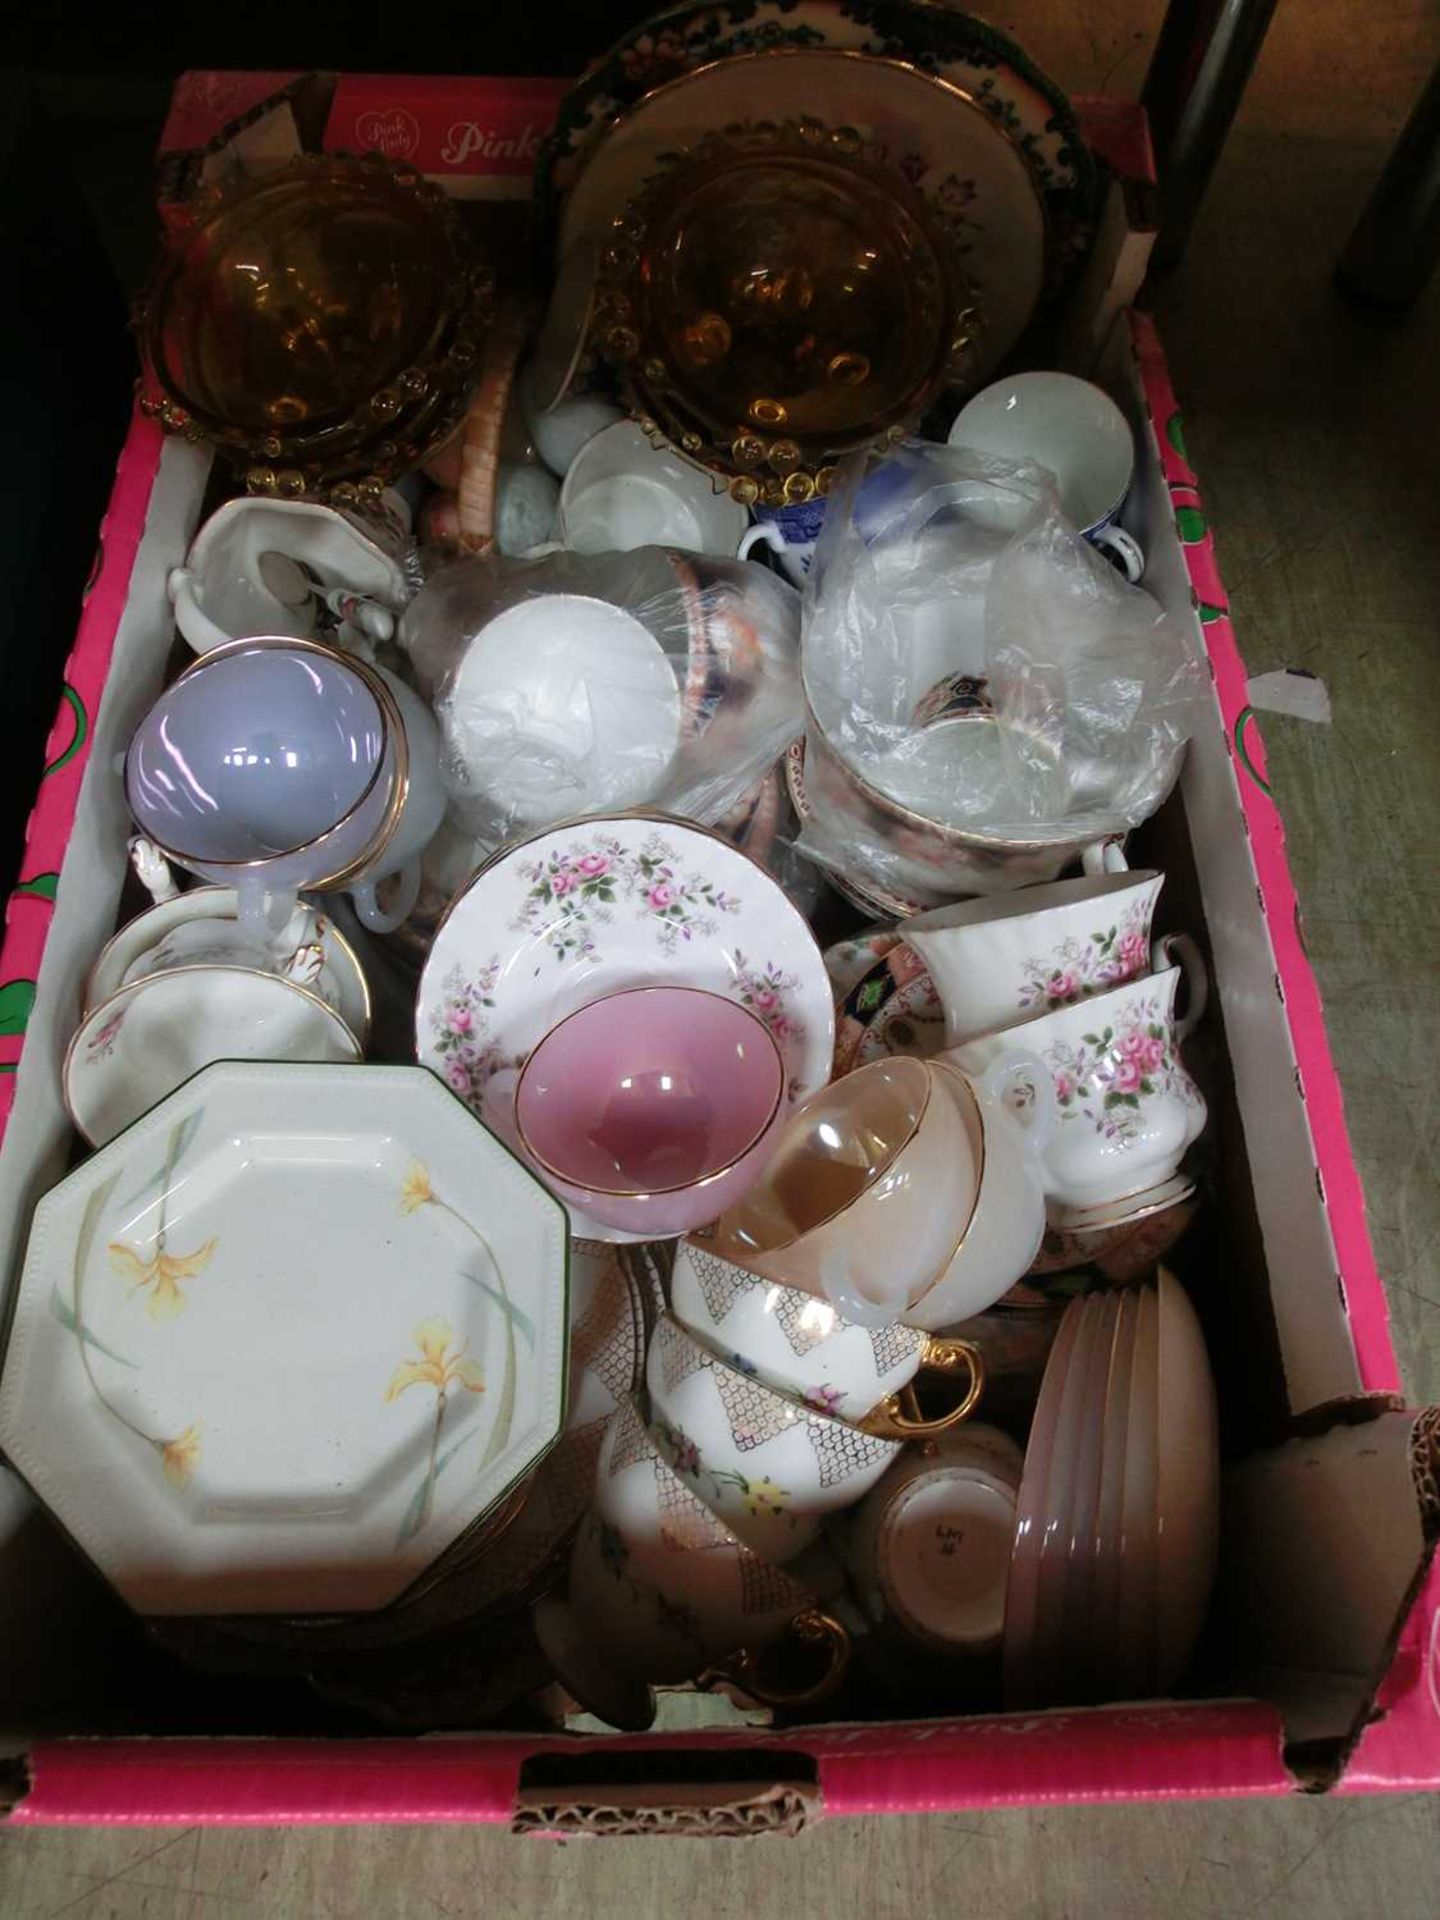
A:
797 441 1205 902
397 545 803 848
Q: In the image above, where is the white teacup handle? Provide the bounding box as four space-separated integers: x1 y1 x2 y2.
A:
1089 524 1146 584
982 1045 1058 1157
168 568 235 656
1081 838 1129 877
128 835 180 904
348 859 421 935
942 1046 1057 1160
1153 931 1209 1040
737 523 787 564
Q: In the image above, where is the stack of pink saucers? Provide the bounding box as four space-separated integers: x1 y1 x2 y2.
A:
1003 1269 1219 1706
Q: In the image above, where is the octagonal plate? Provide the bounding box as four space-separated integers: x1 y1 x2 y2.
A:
0 1062 569 1616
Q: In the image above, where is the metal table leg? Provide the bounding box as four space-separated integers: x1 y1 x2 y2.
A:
1336 57 1440 311
1142 0 1281 271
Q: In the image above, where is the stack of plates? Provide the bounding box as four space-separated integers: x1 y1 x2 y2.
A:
1003 1270 1218 1706
155 1237 646 1679
0 1062 573 1622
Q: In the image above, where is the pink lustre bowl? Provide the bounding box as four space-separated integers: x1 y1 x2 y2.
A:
513 986 786 1236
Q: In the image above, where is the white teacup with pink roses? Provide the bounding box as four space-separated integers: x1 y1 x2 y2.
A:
905 861 1164 1048
951 935 1208 1215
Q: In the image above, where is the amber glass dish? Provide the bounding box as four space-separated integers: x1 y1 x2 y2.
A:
591 122 981 503
140 155 494 503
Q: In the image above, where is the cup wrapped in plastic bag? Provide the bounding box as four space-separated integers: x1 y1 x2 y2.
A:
398 545 804 850
798 440 1205 905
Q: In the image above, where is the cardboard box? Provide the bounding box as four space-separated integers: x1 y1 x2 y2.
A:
0 73 1436 1829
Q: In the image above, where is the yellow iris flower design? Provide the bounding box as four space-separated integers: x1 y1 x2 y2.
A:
385 1318 485 1403
108 1237 218 1321
160 1423 202 1488
399 1163 434 1214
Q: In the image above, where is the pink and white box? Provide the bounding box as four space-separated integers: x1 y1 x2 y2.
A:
0 72 1434 1829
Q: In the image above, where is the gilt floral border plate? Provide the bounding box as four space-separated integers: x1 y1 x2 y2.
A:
0 1062 569 1617
415 812 833 1241
539 0 1095 302
823 925 903 1007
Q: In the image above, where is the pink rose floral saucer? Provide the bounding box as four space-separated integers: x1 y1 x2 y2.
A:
415 812 834 1241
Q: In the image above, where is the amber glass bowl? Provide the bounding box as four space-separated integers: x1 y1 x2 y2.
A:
645 152 947 442
140 155 494 502
592 122 981 503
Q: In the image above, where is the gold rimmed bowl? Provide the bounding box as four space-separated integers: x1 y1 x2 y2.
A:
510 985 788 1239
700 1054 980 1316
801 706 1129 905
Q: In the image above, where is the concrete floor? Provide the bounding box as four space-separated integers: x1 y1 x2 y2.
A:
3 1 1439 1911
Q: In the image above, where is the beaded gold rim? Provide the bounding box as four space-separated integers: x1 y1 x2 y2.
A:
587 118 984 503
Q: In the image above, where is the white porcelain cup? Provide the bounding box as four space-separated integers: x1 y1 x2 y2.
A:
902 1061 1050 1331
669 1239 983 1429
906 859 1165 1047
85 880 371 1048
532 1395 848 1730
558 421 749 556
647 1314 930 1564
441 594 681 829
493 462 561 556
64 967 361 1147
948 372 1145 582
951 937 1209 1214
846 1423 1024 1656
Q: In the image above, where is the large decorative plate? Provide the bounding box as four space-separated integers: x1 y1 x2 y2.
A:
415 812 834 1239
556 49 1044 383
823 926 905 1006
0 1063 569 1616
541 0 1094 298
